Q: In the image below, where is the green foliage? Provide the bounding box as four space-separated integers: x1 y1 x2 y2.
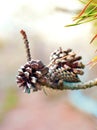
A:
0 87 18 123
65 0 97 27
65 0 97 66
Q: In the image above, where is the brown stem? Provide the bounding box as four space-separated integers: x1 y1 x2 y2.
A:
20 30 31 61
46 78 97 90
63 78 97 90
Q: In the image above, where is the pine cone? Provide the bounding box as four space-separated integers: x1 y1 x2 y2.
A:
16 60 48 93
48 47 85 88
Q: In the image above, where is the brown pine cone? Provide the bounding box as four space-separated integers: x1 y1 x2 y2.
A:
16 60 48 93
48 47 85 87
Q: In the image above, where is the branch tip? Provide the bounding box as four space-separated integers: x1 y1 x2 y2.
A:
20 29 31 61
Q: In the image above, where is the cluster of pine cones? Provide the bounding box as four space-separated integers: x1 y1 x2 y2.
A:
16 47 85 93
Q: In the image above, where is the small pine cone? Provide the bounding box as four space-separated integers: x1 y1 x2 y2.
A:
50 47 72 62
48 47 85 84
47 65 81 89
16 60 48 93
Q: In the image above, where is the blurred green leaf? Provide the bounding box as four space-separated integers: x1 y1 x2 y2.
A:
0 87 18 123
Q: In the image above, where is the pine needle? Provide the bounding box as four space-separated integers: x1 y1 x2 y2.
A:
87 56 97 69
73 0 94 21
90 34 97 43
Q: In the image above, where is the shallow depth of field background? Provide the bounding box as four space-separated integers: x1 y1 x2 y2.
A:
0 0 97 130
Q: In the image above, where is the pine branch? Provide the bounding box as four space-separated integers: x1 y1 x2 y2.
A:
46 78 97 90
17 30 97 93
63 78 97 90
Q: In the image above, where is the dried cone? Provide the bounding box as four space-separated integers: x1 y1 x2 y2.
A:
48 47 85 88
16 60 48 93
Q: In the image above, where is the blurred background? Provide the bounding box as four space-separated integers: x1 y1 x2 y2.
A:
0 0 97 130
